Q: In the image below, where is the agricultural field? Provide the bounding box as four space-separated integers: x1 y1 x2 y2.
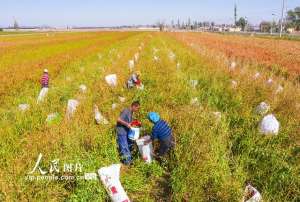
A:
0 31 299 201
171 32 300 78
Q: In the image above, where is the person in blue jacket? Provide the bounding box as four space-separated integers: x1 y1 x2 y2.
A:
146 112 174 157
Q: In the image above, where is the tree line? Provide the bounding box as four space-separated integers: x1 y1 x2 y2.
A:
259 6 300 33
160 5 300 33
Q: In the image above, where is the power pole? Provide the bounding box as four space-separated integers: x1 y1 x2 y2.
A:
188 17 191 29
271 13 276 35
13 17 19 30
234 3 237 26
280 0 285 37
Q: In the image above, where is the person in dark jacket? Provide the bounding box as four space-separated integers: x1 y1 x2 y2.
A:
116 101 140 165
146 112 174 157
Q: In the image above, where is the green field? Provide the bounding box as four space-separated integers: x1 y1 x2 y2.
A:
0 31 299 201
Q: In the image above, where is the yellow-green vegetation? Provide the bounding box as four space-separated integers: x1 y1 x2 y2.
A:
0 32 299 201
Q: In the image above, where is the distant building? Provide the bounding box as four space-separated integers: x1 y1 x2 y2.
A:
212 26 224 32
287 28 295 33
229 27 242 32
137 27 160 31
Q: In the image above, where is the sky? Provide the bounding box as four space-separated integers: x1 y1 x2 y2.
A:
0 0 299 27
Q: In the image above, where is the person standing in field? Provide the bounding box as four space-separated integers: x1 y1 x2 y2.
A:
40 69 49 88
37 69 49 103
146 112 174 157
116 101 140 165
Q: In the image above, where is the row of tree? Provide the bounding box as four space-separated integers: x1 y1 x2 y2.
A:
167 19 217 30
259 7 300 33
232 6 300 33
286 7 300 30
161 5 299 33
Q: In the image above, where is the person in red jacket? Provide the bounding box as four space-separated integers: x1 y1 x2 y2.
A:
40 69 49 88
37 69 50 103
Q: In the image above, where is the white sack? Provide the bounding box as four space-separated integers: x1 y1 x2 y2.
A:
37 87 49 103
134 53 139 62
94 105 109 125
66 99 79 119
253 72 260 79
243 185 262 202
169 51 176 61
112 103 117 110
153 56 159 62
136 136 153 164
259 114 280 135
275 85 284 94
128 60 134 71
229 61 236 70
105 74 117 87
190 80 198 89
176 62 181 70
46 113 59 123
266 78 273 85
255 102 270 115
18 104 30 112
213 112 222 122
79 84 87 93
119 97 126 103
231 80 238 88
98 164 130 202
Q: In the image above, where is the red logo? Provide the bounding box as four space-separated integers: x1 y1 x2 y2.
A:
111 186 118 194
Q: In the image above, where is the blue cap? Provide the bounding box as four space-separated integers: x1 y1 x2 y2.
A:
148 112 160 123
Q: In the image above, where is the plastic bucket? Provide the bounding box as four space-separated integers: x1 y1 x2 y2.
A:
128 127 140 140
